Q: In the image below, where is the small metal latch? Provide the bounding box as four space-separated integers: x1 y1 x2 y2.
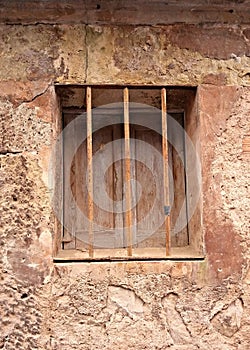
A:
164 205 171 216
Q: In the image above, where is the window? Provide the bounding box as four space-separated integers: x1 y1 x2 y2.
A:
53 86 203 260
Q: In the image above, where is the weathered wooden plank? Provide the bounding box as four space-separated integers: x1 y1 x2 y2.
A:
168 114 188 247
63 113 77 250
133 126 165 248
55 246 204 261
161 88 171 255
74 120 88 252
129 127 137 248
92 125 115 248
86 86 94 257
113 125 125 248
124 87 133 256
75 124 120 250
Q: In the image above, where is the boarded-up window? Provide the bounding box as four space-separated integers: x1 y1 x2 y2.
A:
54 86 203 260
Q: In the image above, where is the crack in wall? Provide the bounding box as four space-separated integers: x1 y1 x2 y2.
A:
18 84 52 107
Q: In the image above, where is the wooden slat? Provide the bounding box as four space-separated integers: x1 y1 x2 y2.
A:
168 114 188 247
133 125 165 248
124 88 133 256
87 87 94 257
113 125 125 248
74 123 88 252
129 127 137 247
55 246 205 261
63 113 77 250
161 88 171 255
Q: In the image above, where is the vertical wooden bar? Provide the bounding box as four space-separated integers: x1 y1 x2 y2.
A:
124 88 133 256
87 86 94 257
161 88 171 255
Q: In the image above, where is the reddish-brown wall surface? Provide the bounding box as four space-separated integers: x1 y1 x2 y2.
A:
0 2 250 349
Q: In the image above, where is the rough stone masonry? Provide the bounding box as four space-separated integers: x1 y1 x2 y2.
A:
0 1 250 349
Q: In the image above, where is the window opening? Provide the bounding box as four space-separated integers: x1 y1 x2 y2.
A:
55 86 202 260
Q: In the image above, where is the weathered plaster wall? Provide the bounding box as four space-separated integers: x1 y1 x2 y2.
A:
0 18 250 350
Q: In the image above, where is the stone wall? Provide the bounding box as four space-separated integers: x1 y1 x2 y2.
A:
0 10 250 350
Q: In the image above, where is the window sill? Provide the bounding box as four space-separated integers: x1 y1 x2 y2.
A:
54 246 205 262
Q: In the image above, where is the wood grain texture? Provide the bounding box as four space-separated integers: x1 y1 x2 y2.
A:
168 114 188 247
86 86 94 257
133 126 164 248
161 88 171 255
62 87 194 257
124 87 133 256
63 113 76 250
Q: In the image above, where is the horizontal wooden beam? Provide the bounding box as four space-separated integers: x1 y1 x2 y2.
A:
55 246 205 261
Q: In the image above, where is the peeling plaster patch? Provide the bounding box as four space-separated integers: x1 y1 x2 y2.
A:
39 230 52 252
162 293 192 345
108 285 144 315
211 299 244 337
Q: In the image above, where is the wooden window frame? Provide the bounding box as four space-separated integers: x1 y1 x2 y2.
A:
53 85 204 261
